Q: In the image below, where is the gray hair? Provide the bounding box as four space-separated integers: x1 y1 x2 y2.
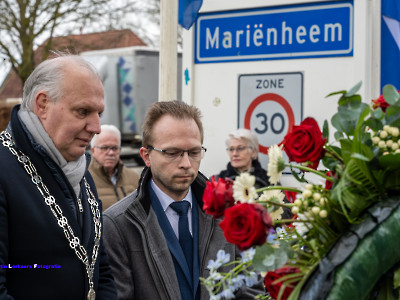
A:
91 124 121 147
21 54 101 111
226 128 259 157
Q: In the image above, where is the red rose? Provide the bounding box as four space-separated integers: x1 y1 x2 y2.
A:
283 117 326 169
219 203 272 251
324 170 335 190
264 266 301 300
203 176 235 219
372 94 390 112
284 191 297 203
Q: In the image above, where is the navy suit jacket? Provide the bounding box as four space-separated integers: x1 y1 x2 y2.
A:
0 105 117 300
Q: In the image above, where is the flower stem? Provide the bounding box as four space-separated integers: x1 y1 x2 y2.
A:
274 218 302 224
286 163 333 181
257 186 302 194
256 200 294 209
324 144 344 164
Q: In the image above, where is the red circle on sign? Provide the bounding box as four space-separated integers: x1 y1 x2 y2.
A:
244 93 295 154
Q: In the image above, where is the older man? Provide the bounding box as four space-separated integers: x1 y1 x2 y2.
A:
89 124 140 211
103 100 264 300
0 55 117 299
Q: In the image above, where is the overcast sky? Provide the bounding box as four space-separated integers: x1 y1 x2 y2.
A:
0 0 161 87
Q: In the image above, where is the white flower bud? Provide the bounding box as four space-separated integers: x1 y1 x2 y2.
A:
291 206 299 214
305 183 313 190
380 131 388 139
313 193 321 201
396 149 400 154
302 189 312 198
294 199 302 207
319 210 328 218
371 136 380 144
312 206 320 214
378 141 386 148
320 197 327 205
386 140 393 147
391 127 399 137
392 143 399 151
383 125 390 132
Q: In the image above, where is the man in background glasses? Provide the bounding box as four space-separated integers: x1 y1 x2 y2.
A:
103 100 264 299
89 124 140 211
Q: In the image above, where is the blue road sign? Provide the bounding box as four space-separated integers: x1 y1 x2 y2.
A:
195 1 353 63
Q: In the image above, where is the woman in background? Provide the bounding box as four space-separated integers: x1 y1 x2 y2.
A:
215 128 292 219
215 128 270 189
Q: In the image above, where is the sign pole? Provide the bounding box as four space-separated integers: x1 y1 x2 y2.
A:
159 0 178 102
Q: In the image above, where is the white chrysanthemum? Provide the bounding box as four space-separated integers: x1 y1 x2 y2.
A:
259 190 285 220
267 144 285 185
233 173 258 203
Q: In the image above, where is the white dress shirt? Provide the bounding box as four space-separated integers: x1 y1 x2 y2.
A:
150 179 193 239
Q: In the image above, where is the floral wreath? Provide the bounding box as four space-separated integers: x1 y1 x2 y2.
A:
201 82 400 300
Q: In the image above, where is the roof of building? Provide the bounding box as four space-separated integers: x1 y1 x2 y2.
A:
0 29 146 101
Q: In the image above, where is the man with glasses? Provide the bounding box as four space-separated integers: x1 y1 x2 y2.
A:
103 101 264 299
89 124 140 211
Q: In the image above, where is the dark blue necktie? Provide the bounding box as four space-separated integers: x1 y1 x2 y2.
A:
170 201 193 275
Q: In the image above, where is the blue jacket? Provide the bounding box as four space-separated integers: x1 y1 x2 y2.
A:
0 105 117 300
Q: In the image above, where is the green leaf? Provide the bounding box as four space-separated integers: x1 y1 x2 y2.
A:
331 113 354 136
385 106 400 127
364 118 383 132
382 84 400 105
334 131 344 140
338 94 362 106
326 198 400 299
326 90 347 98
345 81 362 97
371 107 384 119
394 267 400 289
350 153 371 162
323 120 329 140
291 168 308 183
379 153 400 170
253 242 290 272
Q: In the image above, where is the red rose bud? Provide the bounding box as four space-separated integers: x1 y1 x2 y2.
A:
372 94 390 112
264 266 301 300
324 170 335 190
219 203 272 251
203 177 235 219
284 191 297 203
283 117 326 169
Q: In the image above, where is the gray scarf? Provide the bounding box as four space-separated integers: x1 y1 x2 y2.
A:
18 110 86 198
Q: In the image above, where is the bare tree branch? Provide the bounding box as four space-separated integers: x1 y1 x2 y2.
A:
0 0 161 84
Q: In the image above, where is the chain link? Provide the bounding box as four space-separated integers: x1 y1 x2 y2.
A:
1 130 101 296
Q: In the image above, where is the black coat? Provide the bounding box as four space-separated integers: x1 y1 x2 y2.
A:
0 105 117 300
215 159 270 189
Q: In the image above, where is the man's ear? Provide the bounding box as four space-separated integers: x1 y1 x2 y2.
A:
34 92 50 119
139 147 151 167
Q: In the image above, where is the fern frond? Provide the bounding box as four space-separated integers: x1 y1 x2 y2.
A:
331 157 381 221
